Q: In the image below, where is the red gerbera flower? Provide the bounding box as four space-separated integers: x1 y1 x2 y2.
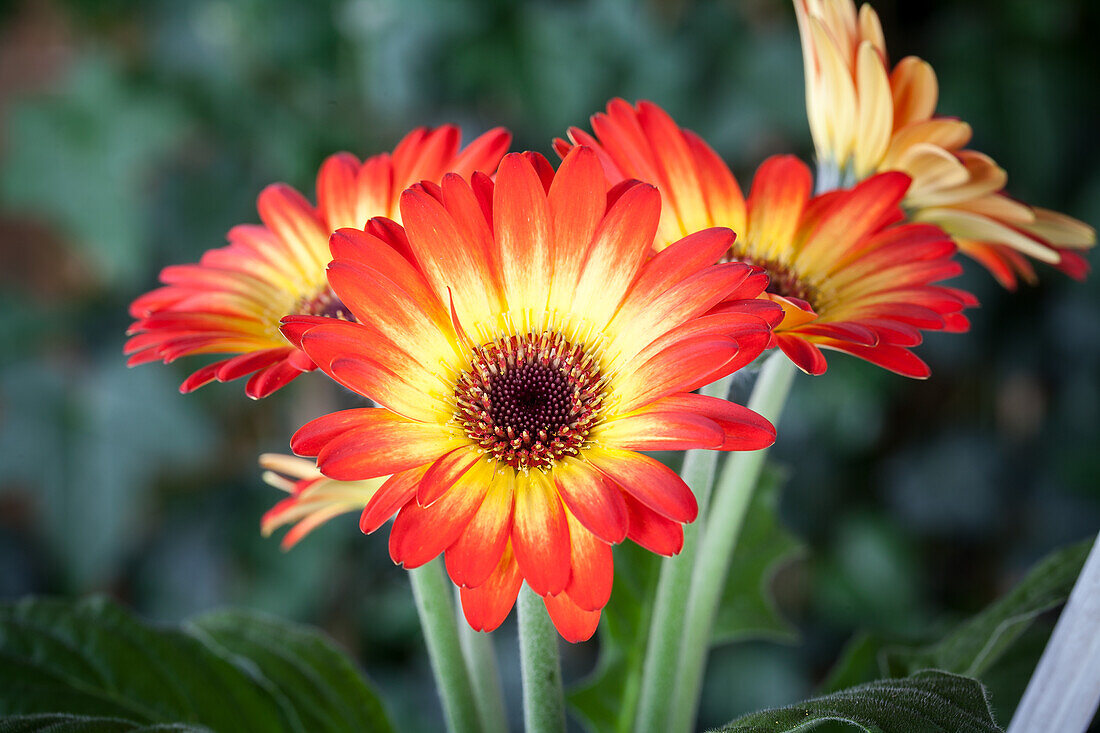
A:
126 126 511 398
556 99 976 377
282 148 781 641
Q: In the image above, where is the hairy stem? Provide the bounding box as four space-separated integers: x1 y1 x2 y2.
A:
671 353 797 733
409 561 482 733
634 375 735 733
518 585 565 733
455 586 509 733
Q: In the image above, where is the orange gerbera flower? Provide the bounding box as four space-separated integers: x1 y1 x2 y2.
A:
556 99 974 377
259 453 384 550
794 0 1094 288
126 126 511 397
282 148 780 641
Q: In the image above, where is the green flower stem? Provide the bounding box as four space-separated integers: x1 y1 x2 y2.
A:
517 584 565 733
454 587 509 733
670 353 798 733
409 560 482 733
1008 532 1100 733
634 374 735 733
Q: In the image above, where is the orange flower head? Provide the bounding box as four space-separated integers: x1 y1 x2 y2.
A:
556 99 976 377
794 0 1094 288
125 126 511 398
282 148 781 641
260 453 383 550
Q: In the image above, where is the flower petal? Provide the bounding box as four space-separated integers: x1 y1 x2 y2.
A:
296 321 444 400
745 156 813 264
822 340 930 379
417 446 482 507
329 357 445 423
612 393 776 452
587 448 697 524
493 153 552 313
511 470 571 597
776 334 829 375
291 408 379 456
359 465 428 534
614 336 740 414
595 411 723 451
450 127 513 179
400 183 502 328
552 457 629 544
313 413 459 481
325 258 456 363
460 544 523 632
891 56 938 129
562 510 613 612
610 226 737 347
543 592 601 643
623 493 683 556
388 460 493 567
316 152 362 230
546 146 608 313
256 183 329 273
445 470 516 588
571 181 660 330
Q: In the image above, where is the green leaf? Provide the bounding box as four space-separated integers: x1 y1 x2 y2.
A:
820 538 1090 693
186 610 393 733
0 713 204 732
819 632 890 694
885 539 1090 678
568 463 801 733
0 596 285 729
713 468 802 644
0 597 393 733
712 670 1002 733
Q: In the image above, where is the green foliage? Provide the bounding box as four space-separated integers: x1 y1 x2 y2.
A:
0 56 183 288
0 596 393 733
0 714 203 732
822 538 1090 694
712 671 1001 733
714 468 803 644
187 610 394 733
819 633 889 696
886 539 1089 677
569 468 801 733
0 359 213 590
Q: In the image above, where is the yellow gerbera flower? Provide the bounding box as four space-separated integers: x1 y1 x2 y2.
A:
794 0 1094 288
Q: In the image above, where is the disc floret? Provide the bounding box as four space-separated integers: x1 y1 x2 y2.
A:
297 287 356 321
727 249 820 306
453 330 606 472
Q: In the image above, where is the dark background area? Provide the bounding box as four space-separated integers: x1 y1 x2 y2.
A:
0 0 1097 730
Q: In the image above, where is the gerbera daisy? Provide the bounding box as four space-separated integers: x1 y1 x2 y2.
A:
282 148 780 641
793 0 1094 288
555 98 975 377
125 125 511 397
259 453 383 550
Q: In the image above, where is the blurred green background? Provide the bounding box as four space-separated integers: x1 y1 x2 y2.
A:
0 0 1097 730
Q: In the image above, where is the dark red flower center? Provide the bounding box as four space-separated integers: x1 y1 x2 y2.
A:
454 331 605 472
759 260 817 304
298 287 356 321
728 250 818 305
